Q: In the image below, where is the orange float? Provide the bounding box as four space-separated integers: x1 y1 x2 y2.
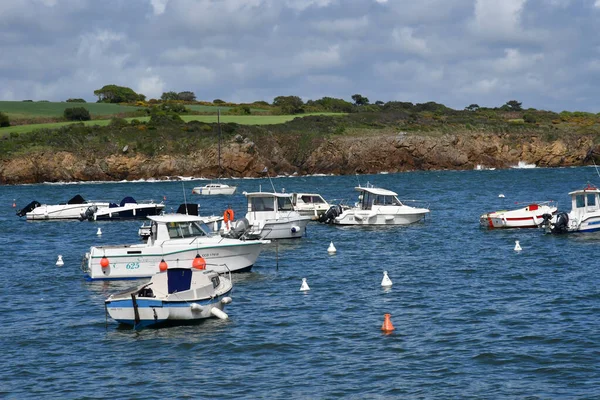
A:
192 254 206 270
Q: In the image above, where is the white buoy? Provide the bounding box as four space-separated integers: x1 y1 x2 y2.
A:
498 194 505 198
56 255 64 267
300 278 310 291
97 227 102 236
213 220 219 232
327 241 336 254
381 271 392 287
514 240 522 251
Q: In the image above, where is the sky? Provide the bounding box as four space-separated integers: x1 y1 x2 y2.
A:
1 0 600 112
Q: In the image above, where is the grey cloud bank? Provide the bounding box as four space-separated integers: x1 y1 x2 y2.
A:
1 0 599 112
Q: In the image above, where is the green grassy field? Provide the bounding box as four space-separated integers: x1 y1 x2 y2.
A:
0 113 344 136
0 101 269 119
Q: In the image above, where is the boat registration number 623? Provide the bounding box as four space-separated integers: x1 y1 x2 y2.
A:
126 262 140 270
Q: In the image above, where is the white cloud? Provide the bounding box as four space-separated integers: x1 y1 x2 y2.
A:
137 74 165 100
149 0 169 15
491 48 543 73
469 0 527 41
391 27 430 56
312 16 369 35
285 0 334 11
293 45 342 71
595 0 600 8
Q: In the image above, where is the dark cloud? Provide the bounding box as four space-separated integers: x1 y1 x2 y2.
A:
0 0 599 111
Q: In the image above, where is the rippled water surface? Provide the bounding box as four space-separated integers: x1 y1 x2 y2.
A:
1 168 599 398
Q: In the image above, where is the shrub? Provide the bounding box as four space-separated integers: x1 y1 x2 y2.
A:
213 99 225 104
66 98 86 103
0 112 10 127
64 107 91 121
523 114 536 124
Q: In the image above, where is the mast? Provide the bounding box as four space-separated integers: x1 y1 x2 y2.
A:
218 108 221 179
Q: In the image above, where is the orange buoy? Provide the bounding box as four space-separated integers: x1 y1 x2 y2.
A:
100 256 110 268
163 195 167 201
223 207 234 229
381 313 395 333
159 258 168 272
192 254 206 270
12 200 16 208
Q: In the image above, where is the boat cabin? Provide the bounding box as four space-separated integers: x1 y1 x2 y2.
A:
355 187 403 210
146 215 212 244
569 185 600 218
244 192 295 222
292 193 328 207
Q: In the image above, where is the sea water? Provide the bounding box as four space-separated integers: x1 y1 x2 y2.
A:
1 167 599 398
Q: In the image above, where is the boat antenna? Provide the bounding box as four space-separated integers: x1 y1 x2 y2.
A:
181 182 188 215
593 159 600 179
218 108 222 181
355 173 361 188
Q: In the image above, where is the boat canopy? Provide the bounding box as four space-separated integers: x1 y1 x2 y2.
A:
354 187 398 196
245 192 293 198
67 194 86 204
148 214 209 223
120 196 137 206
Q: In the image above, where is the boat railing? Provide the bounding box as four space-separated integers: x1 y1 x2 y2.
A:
398 199 430 210
511 200 558 208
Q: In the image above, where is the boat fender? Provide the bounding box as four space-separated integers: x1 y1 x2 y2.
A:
210 307 229 320
190 303 203 312
221 297 232 305
291 225 300 233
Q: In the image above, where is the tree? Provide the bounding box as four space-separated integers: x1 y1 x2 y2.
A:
161 91 179 101
309 97 354 113
93 84 144 103
273 96 304 114
465 104 480 111
505 100 523 111
0 112 9 127
351 94 369 106
375 100 384 106
177 91 196 102
66 98 86 103
64 107 91 121
213 99 226 104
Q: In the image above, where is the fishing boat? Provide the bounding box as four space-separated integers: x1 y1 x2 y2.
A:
479 201 557 229
237 191 311 239
105 265 233 329
81 196 165 221
17 194 110 220
192 109 237 195
291 193 331 219
83 213 269 280
320 185 429 225
540 184 600 233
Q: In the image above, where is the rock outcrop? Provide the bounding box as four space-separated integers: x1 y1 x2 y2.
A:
1 131 596 184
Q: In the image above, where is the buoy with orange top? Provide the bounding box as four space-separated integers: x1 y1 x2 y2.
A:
159 258 168 272
12 199 16 208
381 313 395 333
192 254 206 270
100 256 110 269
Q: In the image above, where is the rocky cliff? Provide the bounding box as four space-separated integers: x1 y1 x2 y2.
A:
1 131 596 184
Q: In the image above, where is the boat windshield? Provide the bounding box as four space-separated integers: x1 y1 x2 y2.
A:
166 221 209 239
277 197 294 211
576 194 585 208
250 197 274 212
373 195 402 206
301 195 326 204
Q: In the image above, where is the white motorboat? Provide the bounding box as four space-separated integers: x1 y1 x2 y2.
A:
540 184 600 233
83 214 269 280
105 266 233 329
138 203 223 240
17 194 110 220
191 183 237 195
480 201 557 229
235 191 311 239
321 186 429 225
291 193 331 219
82 196 165 221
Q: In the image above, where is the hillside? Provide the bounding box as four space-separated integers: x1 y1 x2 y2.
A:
2 104 600 184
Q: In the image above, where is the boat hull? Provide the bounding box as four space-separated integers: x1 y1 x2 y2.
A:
85 240 265 280
333 207 429 225
191 186 237 195
106 292 232 328
26 203 110 220
480 204 557 229
251 218 311 239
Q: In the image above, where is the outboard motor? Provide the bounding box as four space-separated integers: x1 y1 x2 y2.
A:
552 212 570 234
79 205 97 221
319 204 343 224
223 217 250 239
16 201 41 217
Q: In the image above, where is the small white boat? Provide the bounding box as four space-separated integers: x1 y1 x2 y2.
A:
82 196 165 221
237 191 311 239
540 184 600 233
105 266 233 329
83 214 269 280
291 193 331 219
191 182 237 195
17 194 110 220
321 186 429 225
138 203 223 240
480 201 557 229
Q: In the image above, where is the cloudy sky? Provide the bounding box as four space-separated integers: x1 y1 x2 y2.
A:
1 0 600 112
